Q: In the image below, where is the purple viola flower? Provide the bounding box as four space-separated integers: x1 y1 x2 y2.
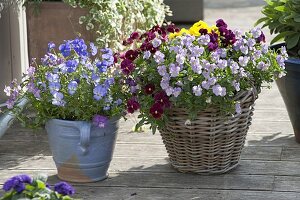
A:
165 87 174 96
217 59 228 69
26 66 36 77
239 68 249 77
251 27 262 39
102 53 115 66
212 84 226 97
192 85 203 96
208 77 217 85
54 182 75 196
217 48 227 58
240 45 249 55
5 99 15 109
68 81 78 95
253 49 262 60
93 84 107 100
201 80 210 90
198 34 210 45
216 19 227 28
48 42 55 52
247 38 256 48
169 63 181 77
143 51 151 59
238 56 249 67
232 80 240 91
176 54 185 65
4 86 11 96
160 80 170 90
189 46 205 58
153 51 165 64
276 55 286 68
280 46 288 58
52 92 66 107
182 35 195 47
90 42 98 56
190 57 202 74
261 44 269 54
257 61 269 71
157 65 167 76
235 103 242 114
173 87 182 97
3 174 32 193
230 61 240 74
152 38 162 48
66 59 79 73
103 106 111 111
59 41 72 57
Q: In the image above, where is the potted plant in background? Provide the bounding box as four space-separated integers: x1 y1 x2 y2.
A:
1 38 126 182
24 0 171 60
119 20 286 173
256 0 300 143
1 174 76 200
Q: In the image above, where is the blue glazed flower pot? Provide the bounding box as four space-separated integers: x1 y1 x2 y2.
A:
272 43 300 143
45 117 119 182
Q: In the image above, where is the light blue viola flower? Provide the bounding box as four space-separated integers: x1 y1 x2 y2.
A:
192 85 203 96
90 42 98 56
68 81 78 95
52 92 66 107
93 84 107 100
169 63 180 77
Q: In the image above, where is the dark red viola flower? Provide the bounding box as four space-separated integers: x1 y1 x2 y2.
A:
127 98 140 113
147 32 156 41
257 32 266 43
150 103 164 119
125 50 139 61
144 83 155 95
218 26 228 36
121 59 135 75
154 91 171 108
216 19 227 28
146 44 157 54
209 32 219 43
199 28 208 35
167 24 176 33
208 42 219 51
175 27 180 32
224 30 236 45
113 53 119 63
130 32 140 40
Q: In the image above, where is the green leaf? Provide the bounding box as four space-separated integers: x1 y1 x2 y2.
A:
294 16 300 22
287 33 300 49
265 0 274 6
270 31 295 44
255 17 269 26
274 5 285 12
36 180 46 189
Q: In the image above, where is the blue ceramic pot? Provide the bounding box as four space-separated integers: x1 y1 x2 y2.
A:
272 43 300 143
45 117 119 182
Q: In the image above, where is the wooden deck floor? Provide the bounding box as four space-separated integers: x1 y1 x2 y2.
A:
1 83 300 200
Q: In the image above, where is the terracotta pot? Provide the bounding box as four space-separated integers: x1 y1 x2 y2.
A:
26 2 94 61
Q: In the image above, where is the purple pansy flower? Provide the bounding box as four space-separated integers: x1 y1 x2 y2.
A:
54 182 75 196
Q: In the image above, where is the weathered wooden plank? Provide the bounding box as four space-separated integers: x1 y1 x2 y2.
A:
0 170 275 191
3 155 300 177
73 187 300 200
0 139 283 161
274 176 300 193
281 147 300 161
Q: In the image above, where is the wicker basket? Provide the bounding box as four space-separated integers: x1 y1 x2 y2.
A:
160 89 257 174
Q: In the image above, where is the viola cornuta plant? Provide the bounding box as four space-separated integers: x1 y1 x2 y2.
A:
0 174 76 200
3 38 126 128
119 19 288 133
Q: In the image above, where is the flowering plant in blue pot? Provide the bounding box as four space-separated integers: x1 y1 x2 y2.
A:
119 20 287 173
0 174 76 200
1 38 126 182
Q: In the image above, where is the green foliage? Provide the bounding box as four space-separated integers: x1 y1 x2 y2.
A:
256 0 300 57
63 0 171 51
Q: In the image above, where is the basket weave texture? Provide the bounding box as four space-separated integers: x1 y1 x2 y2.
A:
160 89 257 174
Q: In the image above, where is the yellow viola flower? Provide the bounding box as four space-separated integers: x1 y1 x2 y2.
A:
169 28 191 39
